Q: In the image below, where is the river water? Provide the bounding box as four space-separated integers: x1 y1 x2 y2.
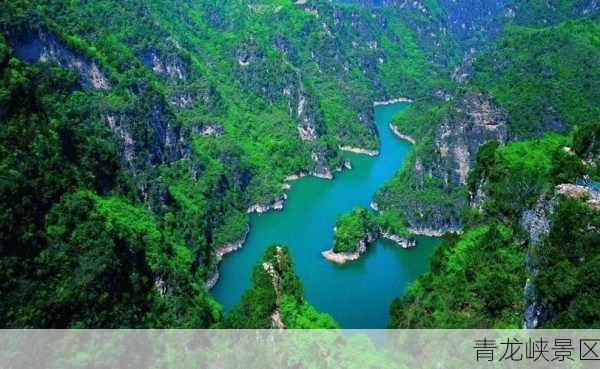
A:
212 103 440 328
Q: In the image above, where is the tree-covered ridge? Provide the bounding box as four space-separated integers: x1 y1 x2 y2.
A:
1 0 450 327
0 44 220 327
472 19 600 137
219 245 338 328
390 126 600 328
375 18 600 236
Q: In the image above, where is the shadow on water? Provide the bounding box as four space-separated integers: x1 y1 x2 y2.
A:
212 103 441 328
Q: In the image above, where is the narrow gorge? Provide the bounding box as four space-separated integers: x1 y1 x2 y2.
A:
212 103 440 328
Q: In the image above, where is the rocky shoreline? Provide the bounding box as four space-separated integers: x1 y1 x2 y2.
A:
206 225 250 289
247 194 287 214
408 226 461 237
322 226 417 264
321 249 362 264
339 145 379 156
381 231 416 248
388 123 416 144
373 97 413 106
250 160 353 213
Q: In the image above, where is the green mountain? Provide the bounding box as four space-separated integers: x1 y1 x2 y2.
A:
374 19 600 236
1 0 449 328
390 126 599 328
1 0 598 328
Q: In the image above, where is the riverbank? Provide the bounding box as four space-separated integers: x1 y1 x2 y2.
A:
212 101 441 328
248 160 353 214
339 145 379 156
388 123 416 144
408 226 462 237
373 97 413 106
206 225 251 289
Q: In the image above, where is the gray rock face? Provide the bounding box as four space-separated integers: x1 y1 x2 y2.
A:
520 196 553 248
520 195 554 329
193 123 223 137
519 206 549 329
381 231 416 248
9 30 194 176
521 182 600 328
142 49 188 80
103 101 188 173
524 299 552 329
434 91 509 186
310 150 333 180
247 194 287 214
11 30 110 90
400 91 508 234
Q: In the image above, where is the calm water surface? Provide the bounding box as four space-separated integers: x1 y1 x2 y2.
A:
212 103 440 328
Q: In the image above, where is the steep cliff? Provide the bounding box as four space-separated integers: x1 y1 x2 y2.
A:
376 19 599 235
375 90 508 234
390 125 600 328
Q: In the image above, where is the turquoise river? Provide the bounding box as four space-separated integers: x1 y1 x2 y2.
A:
213 103 440 328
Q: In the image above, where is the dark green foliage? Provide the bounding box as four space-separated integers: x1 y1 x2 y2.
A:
534 197 600 328
375 210 411 238
390 129 600 328
550 146 587 185
473 20 600 137
219 246 337 329
467 141 500 192
389 224 526 328
573 123 600 159
0 36 220 328
376 18 599 241
2 0 599 330
332 207 377 253
482 134 566 218
573 122 600 180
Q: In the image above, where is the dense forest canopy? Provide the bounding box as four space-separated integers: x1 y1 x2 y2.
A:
1 0 598 328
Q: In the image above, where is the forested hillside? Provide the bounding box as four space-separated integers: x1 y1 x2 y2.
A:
385 18 600 328
1 0 598 328
1 0 453 328
374 19 600 236
390 126 599 328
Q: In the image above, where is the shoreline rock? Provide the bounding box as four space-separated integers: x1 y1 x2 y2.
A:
408 226 461 237
247 194 287 214
310 169 333 180
204 271 220 290
322 231 374 264
321 249 361 264
285 172 308 182
381 231 416 248
373 97 413 106
388 123 416 144
322 228 417 264
339 145 379 156
206 225 250 289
